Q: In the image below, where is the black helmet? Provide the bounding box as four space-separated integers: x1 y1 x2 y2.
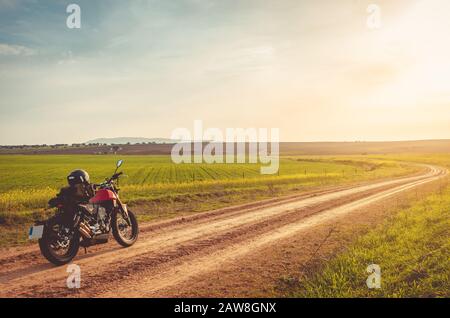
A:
67 169 90 186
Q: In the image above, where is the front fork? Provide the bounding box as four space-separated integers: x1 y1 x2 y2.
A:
115 198 131 226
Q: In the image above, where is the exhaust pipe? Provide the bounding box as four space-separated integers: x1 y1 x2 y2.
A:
79 222 93 239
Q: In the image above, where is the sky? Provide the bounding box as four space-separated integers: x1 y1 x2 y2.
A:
1 0 450 144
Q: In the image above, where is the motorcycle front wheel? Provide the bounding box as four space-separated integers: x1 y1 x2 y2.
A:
38 224 80 266
112 209 139 247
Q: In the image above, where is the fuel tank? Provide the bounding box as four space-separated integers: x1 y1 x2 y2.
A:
90 189 117 204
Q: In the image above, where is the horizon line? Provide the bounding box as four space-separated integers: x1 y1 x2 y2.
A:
2 138 450 147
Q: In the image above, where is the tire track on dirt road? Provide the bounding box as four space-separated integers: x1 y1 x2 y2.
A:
0 164 446 297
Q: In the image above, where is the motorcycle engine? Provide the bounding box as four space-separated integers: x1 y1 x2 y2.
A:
82 203 110 235
96 206 109 232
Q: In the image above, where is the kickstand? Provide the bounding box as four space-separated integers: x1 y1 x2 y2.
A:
84 247 88 254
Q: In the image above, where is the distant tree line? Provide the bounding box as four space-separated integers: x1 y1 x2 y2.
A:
0 141 162 149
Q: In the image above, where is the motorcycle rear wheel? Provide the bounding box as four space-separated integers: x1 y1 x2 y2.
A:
38 226 80 266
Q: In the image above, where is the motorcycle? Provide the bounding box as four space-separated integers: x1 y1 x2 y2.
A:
29 159 139 266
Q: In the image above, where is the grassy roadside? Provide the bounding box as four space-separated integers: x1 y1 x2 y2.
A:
286 182 450 298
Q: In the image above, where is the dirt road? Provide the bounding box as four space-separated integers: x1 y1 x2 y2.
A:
0 164 446 297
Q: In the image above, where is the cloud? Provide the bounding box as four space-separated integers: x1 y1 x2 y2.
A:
0 43 35 56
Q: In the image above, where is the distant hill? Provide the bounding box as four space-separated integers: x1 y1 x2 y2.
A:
85 137 179 145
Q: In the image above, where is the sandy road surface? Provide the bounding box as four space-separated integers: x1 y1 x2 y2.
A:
0 164 446 297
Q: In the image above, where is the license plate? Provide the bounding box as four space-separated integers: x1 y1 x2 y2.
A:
29 225 44 240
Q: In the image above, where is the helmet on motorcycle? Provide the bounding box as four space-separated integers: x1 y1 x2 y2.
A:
67 169 90 186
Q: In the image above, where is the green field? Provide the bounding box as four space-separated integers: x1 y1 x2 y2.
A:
0 155 379 192
0 154 419 246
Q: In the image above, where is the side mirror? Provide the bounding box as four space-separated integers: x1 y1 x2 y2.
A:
116 159 123 168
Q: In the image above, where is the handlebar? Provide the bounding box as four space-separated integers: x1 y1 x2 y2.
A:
93 171 123 189
111 172 123 180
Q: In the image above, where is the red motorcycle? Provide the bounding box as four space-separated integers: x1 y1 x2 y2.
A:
30 160 139 266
